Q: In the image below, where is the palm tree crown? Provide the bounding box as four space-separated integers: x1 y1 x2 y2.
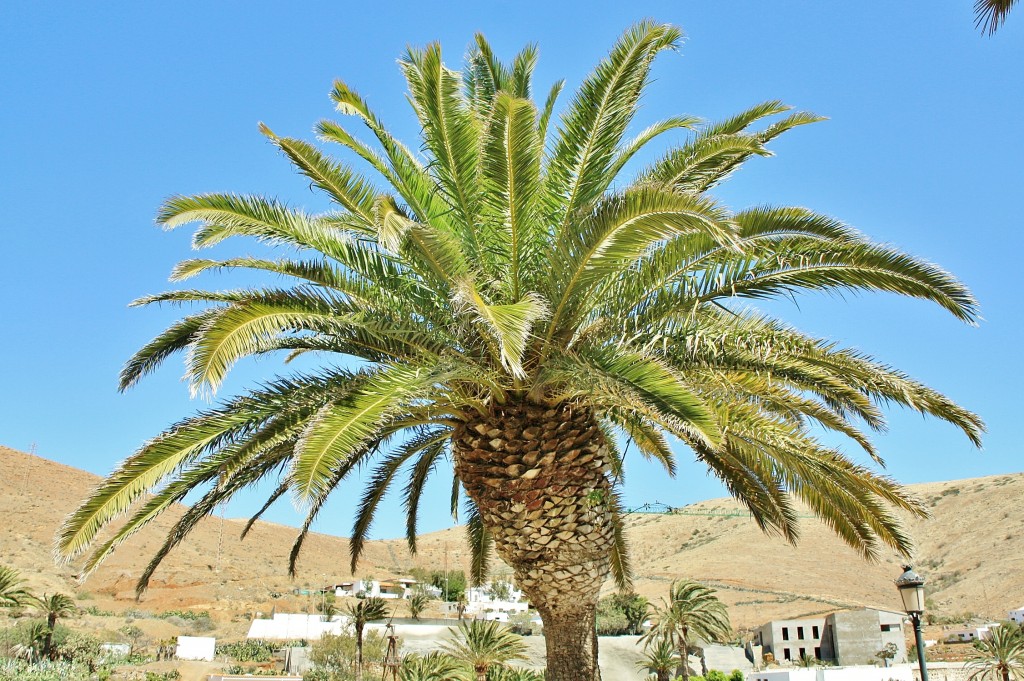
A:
0 565 30 607
56 21 982 681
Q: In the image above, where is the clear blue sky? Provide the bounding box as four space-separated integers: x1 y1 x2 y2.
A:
1 2 1021 547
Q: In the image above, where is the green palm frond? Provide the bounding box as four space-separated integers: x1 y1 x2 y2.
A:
976 0 1019 35
403 439 450 554
607 488 633 592
291 364 440 501
465 500 493 587
546 22 682 225
260 125 377 228
0 566 30 607
478 93 544 295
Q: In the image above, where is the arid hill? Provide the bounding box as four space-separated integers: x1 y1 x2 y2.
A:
1 444 1020 629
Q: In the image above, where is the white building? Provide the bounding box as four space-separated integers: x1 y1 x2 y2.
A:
330 578 417 600
439 580 530 619
945 623 999 643
1009 606 1024 625
176 636 216 661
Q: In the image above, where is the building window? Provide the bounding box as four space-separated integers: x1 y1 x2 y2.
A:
881 624 893 632
799 648 806 659
814 647 822 660
797 626 804 639
783 648 791 661
812 625 819 638
782 627 789 641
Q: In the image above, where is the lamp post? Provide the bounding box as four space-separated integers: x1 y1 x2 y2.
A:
896 565 929 681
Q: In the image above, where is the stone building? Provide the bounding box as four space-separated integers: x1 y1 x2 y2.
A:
752 608 908 667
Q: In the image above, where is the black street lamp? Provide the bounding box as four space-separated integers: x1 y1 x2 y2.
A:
896 565 929 681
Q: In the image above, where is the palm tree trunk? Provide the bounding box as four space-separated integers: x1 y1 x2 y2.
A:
355 623 364 681
42 613 56 660
454 401 614 681
677 635 689 681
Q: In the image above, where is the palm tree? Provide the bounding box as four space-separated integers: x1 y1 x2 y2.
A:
400 651 471 681
443 619 528 681
976 0 1018 35
641 581 731 681
796 652 818 668
967 625 1024 681
0 565 30 607
56 21 984 681
409 592 431 620
347 596 389 681
32 593 76 660
637 635 680 681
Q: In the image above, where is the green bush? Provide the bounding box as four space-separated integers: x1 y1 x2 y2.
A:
705 671 728 681
309 631 388 680
216 639 277 662
158 609 211 621
145 671 181 681
0 659 92 681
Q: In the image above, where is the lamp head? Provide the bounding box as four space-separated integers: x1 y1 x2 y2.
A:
895 565 926 614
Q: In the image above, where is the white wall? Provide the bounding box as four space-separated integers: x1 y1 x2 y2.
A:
247 613 350 640
176 636 216 661
748 666 914 681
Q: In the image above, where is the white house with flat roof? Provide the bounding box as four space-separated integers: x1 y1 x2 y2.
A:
440 580 530 618
945 623 999 643
1010 606 1024 625
330 578 417 599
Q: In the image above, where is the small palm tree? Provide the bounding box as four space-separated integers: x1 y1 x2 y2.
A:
400 651 471 681
641 581 730 681
967 625 1024 681
796 653 818 668
26 621 50 662
443 620 528 681
637 635 680 681
32 593 76 660
488 667 545 681
346 596 389 681
409 592 431 620
976 0 1019 35
0 565 30 607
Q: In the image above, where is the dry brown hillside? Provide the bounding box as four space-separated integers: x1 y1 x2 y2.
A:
1 444 1021 629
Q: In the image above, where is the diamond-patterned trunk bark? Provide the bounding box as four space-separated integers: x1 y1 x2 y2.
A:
453 401 614 681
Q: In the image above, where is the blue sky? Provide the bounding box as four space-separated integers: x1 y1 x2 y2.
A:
1 2 1021 547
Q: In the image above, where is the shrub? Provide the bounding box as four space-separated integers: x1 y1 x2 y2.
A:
216 639 277 662
145 671 181 681
309 630 388 679
0 659 92 681
189 615 215 633
157 609 211 621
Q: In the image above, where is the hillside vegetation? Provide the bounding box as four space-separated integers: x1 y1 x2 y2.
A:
1 445 1020 629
